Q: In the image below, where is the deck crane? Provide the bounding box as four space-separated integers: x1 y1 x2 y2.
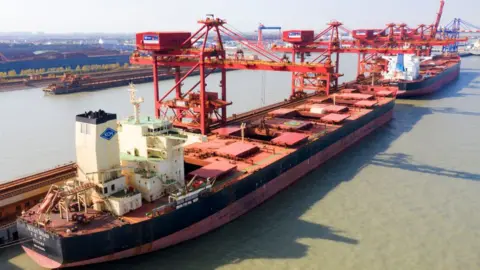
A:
130 15 339 135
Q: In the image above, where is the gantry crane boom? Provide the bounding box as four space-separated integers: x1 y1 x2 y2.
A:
130 56 334 73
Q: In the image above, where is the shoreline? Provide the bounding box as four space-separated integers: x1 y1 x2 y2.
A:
0 67 153 93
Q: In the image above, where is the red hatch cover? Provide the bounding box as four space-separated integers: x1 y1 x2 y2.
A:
212 126 242 136
341 88 358 93
296 104 313 110
188 161 237 179
338 93 373 100
186 141 227 151
321 113 349 123
309 97 330 103
268 108 297 117
376 90 393 97
354 100 378 108
265 118 312 131
216 142 259 158
324 105 348 113
279 119 312 130
297 103 327 111
271 132 309 147
311 103 328 108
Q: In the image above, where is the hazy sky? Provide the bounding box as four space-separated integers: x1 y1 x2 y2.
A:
0 0 478 33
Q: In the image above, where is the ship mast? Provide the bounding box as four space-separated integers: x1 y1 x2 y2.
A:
128 83 144 124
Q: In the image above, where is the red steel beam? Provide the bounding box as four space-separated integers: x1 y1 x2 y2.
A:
130 56 334 73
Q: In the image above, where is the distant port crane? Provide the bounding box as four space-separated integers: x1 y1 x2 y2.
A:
271 0 464 97
439 18 480 52
257 23 281 48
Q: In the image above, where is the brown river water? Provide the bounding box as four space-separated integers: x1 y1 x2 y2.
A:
1 55 480 269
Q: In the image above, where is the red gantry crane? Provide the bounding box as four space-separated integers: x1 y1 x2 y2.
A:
130 15 339 135
271 0 465 93
270 21 447 97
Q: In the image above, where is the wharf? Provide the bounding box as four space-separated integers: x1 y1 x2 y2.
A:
0 163 77 244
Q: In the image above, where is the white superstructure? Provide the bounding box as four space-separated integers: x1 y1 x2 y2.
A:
72 84 208 216
75 109 142 216
381 53 431 81
468 40 480 55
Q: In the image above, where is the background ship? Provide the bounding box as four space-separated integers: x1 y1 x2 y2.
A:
378 53 461 97
465 39 480 55
42 68 227 95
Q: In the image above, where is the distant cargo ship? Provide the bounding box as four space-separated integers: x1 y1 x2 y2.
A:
465 40 480 56
378 53 460 98
42 68 227 95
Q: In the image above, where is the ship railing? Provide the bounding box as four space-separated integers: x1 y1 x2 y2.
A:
134 168 157 179
0 220 17 230
148 201 177 218
143 131 168 136
4 162 76 184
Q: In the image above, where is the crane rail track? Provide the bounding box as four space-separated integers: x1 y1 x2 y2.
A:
0 163 77 200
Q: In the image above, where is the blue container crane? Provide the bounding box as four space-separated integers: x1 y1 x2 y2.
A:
440 18 480 53
257 23 281 48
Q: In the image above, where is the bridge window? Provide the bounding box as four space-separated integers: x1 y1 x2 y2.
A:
111 184 115 192
80 123 90 134
104 187 108 194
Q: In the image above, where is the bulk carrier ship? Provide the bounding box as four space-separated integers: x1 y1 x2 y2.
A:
17 80 397 268
13 3 461 266
378 53 460 98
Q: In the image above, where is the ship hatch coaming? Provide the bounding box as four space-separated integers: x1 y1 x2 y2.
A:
239 127 278 141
